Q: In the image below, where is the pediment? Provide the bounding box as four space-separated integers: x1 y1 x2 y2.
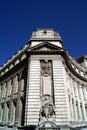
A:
28 41 64 52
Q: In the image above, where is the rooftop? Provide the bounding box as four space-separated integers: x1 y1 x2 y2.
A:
30 28 62 41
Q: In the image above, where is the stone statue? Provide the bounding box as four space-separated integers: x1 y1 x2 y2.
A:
39 95 55 122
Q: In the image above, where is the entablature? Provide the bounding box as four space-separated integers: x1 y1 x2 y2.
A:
63 52 87 82
0 58 27 83
0 41 30 77
0 52 27 77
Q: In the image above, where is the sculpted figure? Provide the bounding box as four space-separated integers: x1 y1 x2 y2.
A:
39 95 55 121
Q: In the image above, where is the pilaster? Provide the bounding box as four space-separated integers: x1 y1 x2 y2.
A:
15 72 23 126
75 82 82 121
53 59 68 125
7 78 15 125
2 83 7 124
25 58 40 126
0 85 2 122
79 84 87 121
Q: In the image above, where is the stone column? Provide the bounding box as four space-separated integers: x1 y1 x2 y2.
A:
72 81 78 122
69 78 77 122
75 82 82 121
0 85 2 122
15 72 24 126
70 96 74 122
0 85 1 100
79 84 86 121
5 80 11 124
5 104 9 123
7 78 15 125
2 104 6 124
83 86 87 101
13 75 18 94
2 82 7 124
83 86 87 121
64 73 71 122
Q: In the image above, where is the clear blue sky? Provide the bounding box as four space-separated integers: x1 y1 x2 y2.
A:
0 0 87 66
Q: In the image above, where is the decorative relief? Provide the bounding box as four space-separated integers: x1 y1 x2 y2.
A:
40 60 52 96
39 95 55 125
39 60 56 126
41 60 51 77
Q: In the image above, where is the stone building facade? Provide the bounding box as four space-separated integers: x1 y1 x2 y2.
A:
0 29 87 130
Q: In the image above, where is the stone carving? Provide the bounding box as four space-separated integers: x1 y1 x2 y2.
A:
41 61 51 77
40 60 52 96
39 95 55 123
39 121 57 128
39 61 55 126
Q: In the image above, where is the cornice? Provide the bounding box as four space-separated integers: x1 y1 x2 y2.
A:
62 52 87 82
64 62 87 85
68 54 85 71
0 58 27 82
0 41 30 75
30 39 64 48
27 40 65 56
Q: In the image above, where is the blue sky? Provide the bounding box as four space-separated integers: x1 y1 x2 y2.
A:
0 0 87 66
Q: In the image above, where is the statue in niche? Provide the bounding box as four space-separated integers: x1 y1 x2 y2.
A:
39 95 55 122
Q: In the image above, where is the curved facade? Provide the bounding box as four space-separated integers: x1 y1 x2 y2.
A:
0 29 87 130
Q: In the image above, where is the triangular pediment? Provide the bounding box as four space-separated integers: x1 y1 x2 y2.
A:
28 41 64 52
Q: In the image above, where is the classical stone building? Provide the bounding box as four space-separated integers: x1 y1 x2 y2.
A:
0 29 87 130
